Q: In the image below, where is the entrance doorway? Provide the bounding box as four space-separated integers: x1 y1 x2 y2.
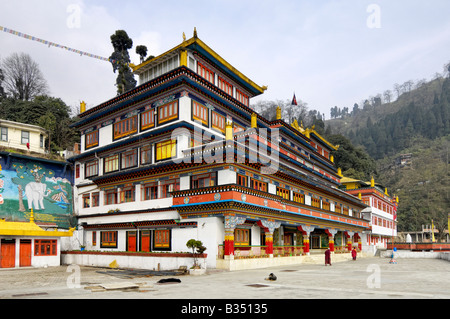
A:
20 240 32 267
127 231 137 252
1 239 16 268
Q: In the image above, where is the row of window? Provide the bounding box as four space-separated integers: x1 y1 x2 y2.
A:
77 139 177 179
373 216 396 229
197 62 249 106
91 230 171 251
237 173 357 217
0 127 45 147
85 98 232 151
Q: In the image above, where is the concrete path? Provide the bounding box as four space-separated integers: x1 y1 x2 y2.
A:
0 257 448 300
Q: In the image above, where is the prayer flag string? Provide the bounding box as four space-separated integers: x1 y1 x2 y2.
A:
0 25 120 65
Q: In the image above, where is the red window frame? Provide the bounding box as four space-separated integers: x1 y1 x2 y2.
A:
237 174 247 187
192 100 209 125
119 186 135 203
104 154 119 173
251 178 267 192
293 192 304 204
92 192 99 207
34 240 57 256
236 89 249 106
82 193 90 208
218 76 233 95
160 179 179 198
142 183 158 200
234 228 250 246
105 189 118 205
154 229 171 249
101 231 117 248
191 173 216 189
197 62 215 83
276 187 289 200
85 160 98 178
114 116 138 140
140 145 152 165
157 101 178 125
211 111 225 133
141 108 155 131
121 149 138 169
85 130 99 149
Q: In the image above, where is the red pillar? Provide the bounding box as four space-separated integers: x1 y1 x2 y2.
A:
265 232 274 255
224 230 234 256
303 237 310 254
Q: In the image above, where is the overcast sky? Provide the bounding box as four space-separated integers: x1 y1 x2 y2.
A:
1 0 449 118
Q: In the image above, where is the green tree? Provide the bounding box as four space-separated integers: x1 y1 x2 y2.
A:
109 30 136 95
135 45 148 63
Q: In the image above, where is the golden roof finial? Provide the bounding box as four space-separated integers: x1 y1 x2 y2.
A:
193 27 198 38
182 32 186 41
30 208 35 224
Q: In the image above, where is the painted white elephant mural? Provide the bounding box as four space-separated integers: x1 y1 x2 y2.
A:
25 181 47 210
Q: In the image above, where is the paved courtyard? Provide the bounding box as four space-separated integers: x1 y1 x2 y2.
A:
0 257 448 301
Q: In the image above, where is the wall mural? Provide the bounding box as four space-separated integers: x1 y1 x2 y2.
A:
0 156 75 229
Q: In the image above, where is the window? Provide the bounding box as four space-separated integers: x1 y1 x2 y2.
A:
75 164 80 179
34 240 57 256
293 192 304 204
85 130 99 149
157 100 178 124
322 201 330 211
114 116 137 140
105 189 118 205
92 231 97 246
236 89 249 106
237 174 247 187
311 197 321 208
142 183 158 200
218 76 233 96
104 154 119 173
154 229 170 249
277 187 289 200
251 178 267 192
82 194 90 208
21 130 30 145
141 108 155 131
140 145 152 165
192 100 209 126
121 149 138 169
211 111 225 133
92 192 99 207
234 228 250 246
40 134 44 148
0 127 7 141
155 139 177 161
343 207 349 215
85 160 98 178
192 173 216 189
101 231 117 248
119 186 135 203
160 179 179 198
197 62 215 83
335 203 341 213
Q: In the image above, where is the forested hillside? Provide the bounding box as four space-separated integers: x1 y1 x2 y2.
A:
325 70 450 236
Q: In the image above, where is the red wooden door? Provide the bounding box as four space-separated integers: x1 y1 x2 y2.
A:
1 240 16 268
141 230 150 252
20 240 32 267
127 231 137 252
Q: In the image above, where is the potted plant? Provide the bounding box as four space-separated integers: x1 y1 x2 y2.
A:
186 239 207 275
80 245 85 252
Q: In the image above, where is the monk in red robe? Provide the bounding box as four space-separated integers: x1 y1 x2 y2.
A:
351 248 357 260
325 248 331 266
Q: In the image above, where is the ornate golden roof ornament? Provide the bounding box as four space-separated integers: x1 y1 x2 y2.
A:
193 27 198 38
182 32 186 41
